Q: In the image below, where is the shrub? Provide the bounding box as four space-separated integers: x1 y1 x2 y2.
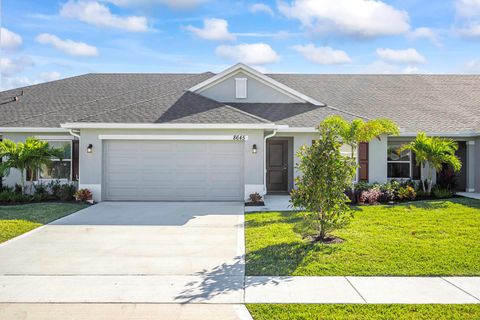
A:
432 186 454 199
74 189 93 202
248 192 263 203
437 168 457 191
0 190 32 204
34 182 49 196
397 186 416 201
14 183 22 194
360 187 383 205
56 184 76 201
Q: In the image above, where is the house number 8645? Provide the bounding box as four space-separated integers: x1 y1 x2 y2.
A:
233 135 246 141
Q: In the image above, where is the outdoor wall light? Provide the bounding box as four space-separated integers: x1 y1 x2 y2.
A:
87 144 93 153
252 144 257 154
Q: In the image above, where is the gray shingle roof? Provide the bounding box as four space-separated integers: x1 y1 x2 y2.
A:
268 74 480 133
1 72 480 133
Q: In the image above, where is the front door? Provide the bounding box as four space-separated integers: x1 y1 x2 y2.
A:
266 139 288 193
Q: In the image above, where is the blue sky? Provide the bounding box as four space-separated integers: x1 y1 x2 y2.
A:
2 0 480 90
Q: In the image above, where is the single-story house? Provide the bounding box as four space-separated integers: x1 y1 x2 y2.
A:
1 63 479 202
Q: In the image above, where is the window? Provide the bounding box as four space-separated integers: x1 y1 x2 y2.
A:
387 143 411 179
39 141 72 180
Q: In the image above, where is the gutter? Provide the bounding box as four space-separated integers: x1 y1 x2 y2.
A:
61 123 285 130
263 130 278 195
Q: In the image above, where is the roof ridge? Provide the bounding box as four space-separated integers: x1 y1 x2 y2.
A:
0 73 210 126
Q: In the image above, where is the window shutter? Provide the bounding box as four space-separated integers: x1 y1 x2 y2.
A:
72 140 79 181
358 142 369 182
26 167 37 181
411 151 421 180
235 78 247 99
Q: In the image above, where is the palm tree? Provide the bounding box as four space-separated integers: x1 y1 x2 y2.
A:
0 137 63 194
399 132 461 194
323 116 400 159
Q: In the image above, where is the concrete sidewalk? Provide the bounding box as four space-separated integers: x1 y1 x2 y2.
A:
245 276 480 304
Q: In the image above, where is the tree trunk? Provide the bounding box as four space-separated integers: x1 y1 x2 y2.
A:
20 169 25 195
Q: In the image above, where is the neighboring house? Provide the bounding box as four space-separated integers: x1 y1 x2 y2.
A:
1 63 479 202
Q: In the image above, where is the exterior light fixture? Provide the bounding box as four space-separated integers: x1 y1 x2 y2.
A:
252 144 257 154
87 144 93 153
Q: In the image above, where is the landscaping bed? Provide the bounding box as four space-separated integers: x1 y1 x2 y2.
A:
247 304 480 320
245 198 480 276
0 202 88 243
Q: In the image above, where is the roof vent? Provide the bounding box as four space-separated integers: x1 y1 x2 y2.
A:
235 78 247 99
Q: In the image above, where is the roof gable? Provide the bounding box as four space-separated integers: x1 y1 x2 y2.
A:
189 63 324 106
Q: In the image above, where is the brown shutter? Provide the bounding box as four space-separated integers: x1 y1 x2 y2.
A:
358 142 369 182
72 140 79 181
26 168 37 181
411 151 421 180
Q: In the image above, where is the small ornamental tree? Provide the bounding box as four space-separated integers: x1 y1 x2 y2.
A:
399 132 461 194
290 120 357 242
0 137 63 194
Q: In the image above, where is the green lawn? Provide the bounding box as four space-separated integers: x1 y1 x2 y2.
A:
247 304 480 320
246 198 480 276
0 202 88 243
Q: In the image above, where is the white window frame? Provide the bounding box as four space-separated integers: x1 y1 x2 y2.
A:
37 140 73 182
387 143 412 179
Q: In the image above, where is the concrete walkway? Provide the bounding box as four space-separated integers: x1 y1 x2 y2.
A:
457 192 480 200
245 276 480 304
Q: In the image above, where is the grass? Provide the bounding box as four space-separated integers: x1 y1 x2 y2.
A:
247 304 480 320
0 202 88 243
245 198 480 276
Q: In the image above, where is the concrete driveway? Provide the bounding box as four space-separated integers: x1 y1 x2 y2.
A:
0 202 246 307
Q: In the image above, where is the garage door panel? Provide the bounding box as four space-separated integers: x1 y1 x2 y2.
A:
104 140 244 201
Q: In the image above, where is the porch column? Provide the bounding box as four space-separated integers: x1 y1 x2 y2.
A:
466 140 476 192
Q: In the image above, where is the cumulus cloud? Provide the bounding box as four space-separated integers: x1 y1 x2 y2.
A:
1 76 36 91
0 57 34 76
1 27 23 52
36 33 98 57
376 48 426 64
215 43 281 65
454 0 480 37
361 60 423 74
106 0 206 9
60 0 149 32
455 0 480 18
186 18 235 41
278 0 410 38
292 44 352 64
250 3 274 16
466 59 480 72
408 27 442 47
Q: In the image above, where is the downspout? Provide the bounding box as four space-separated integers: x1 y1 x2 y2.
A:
263 129 277 195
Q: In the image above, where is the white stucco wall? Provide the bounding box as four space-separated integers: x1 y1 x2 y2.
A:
199 71 299 103
368 134 388 183
78 128 265 202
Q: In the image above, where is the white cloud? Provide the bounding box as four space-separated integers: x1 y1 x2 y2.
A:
455 0 480 18
215 43 281 65
457 24 480 37
60 0 149 32
0 57 34 76
360 60 423 74
1 76 36 91
250 3 274 16
105 0 206 9
278 0 410 38
408 27 442 47
0 28 23 52
36 33 98 57
186 18 235 41
454 0 480 37
376 48 426 64
466 59 480 72
40 71 62 82
292 44 352 65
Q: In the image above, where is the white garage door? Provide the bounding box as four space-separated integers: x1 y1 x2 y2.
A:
103 140 244 201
